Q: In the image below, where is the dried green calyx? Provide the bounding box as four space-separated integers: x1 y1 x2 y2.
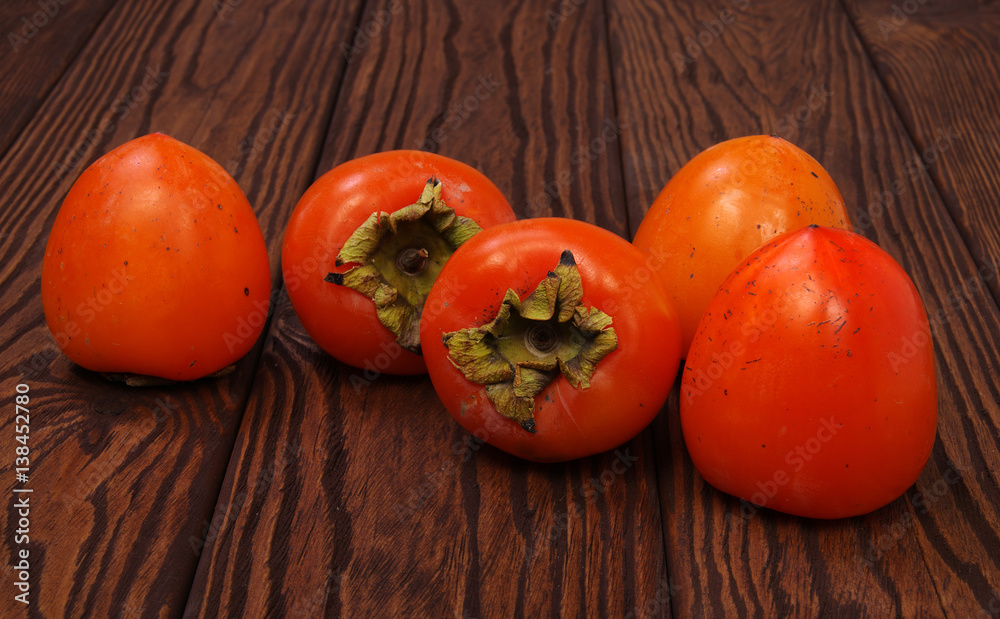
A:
442 250 618 433
326 178 482 354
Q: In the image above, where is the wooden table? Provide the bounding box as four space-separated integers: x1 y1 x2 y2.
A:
2 0 998 616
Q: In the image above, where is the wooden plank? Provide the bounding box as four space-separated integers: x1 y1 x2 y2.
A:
185 0 668 616
0 0 364 615
0 0 119 155
841 1 1000 303
608 0 1000 615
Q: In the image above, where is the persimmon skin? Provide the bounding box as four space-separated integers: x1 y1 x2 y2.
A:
681 226 937 519
281 150 516 375
41 133 272 381
421 218 683 462
632 135 851 356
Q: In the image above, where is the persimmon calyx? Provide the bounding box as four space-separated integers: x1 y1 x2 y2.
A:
442 250 618 433
325 178 482 354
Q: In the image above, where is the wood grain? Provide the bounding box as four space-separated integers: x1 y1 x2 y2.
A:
1 0 998 616
842 0 1000 303
0 0 364 615
0 0 119 155
608 0 1000 615
186 0 668 616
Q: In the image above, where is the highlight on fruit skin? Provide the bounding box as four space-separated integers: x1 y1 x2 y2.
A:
680 225 937 520
280 149 516 376
420 217 683 463
41 132 272 383
632 134 852 357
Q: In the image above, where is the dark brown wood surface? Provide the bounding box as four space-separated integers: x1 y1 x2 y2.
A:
0 0 997 616
0 0 366 615
611 0 1000 615
0 0 118 154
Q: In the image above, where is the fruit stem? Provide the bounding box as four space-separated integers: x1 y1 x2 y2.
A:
442 250 618 432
